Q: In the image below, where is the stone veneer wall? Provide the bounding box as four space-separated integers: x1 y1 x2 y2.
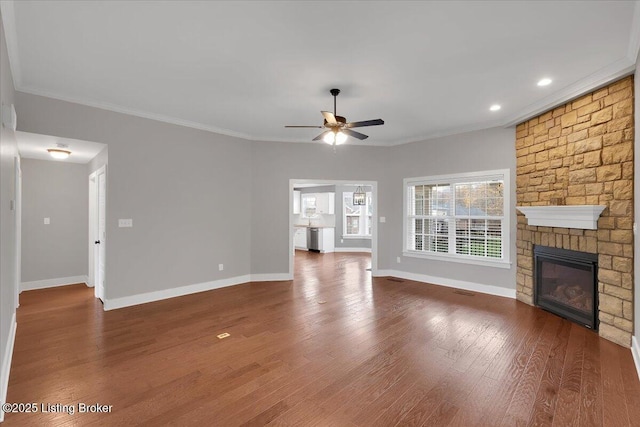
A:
515 76 634 347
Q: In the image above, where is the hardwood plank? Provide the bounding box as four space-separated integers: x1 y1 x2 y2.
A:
4 251 640 426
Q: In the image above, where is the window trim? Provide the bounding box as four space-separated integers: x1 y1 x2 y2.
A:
343 191 372 238
402 169 511 268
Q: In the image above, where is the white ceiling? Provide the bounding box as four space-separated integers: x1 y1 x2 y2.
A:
2 1 639 146
16 131 106 164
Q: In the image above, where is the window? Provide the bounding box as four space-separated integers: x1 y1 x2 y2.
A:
403 170 510 267
343 191 372 237
301 194 317 218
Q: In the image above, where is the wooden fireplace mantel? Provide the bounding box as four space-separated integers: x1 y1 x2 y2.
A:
516 205 606 230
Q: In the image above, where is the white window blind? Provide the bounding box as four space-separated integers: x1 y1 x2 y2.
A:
404 170 509 266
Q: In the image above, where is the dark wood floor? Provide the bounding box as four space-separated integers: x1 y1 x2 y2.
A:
5 251 640 426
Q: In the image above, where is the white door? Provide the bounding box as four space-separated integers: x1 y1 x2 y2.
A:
95 168 106 301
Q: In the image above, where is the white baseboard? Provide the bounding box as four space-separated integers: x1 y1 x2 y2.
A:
0 314 17 423
250 273 293 282
372 269 516 299
103 274 252 311
20 275 89 292
632 336 640 381
334 247 372 253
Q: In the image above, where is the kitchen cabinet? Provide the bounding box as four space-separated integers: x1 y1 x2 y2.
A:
294 227 307 249
293 190 301 214
315 192 335 214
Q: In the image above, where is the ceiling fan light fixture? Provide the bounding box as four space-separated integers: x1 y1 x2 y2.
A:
335 131 347 145
47 148 71 159
323 132 335 145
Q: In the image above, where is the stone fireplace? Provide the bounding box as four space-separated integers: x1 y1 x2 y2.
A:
515 76 634 347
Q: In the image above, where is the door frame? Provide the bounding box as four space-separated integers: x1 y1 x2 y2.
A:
288 179 378 278
14 156 21 306
88 165 106 301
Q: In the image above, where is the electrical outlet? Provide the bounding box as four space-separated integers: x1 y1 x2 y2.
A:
44 217 50 225
118 219 133 228
396 256 401 263
380 216 386 223
341 239 344 243
218 263 224 271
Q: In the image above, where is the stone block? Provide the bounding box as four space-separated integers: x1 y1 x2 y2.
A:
582 151 601 167
613 316 633 333
598 216 615 229
621 273 633 290
561 110 578 128
566 129 588 143
589 106 612 125
603 86 633 106
585 183 603 195
566 184 585 196
622 162 633 180
585 237 597 253
592 87 609 100
599 269 621 286
603 284 632 301
610 229 632 244
572 94 593 110
608 200 631 217
612 98 633 119
608 76 632 93
574 136 602 154
549 146 566 159
598 241 623 256
607 117 632 132
568 168 597 184
599 294 623 317
616 216 633 229
623 300 633 319
603 130 623 146
612 257 632 273
623 244 632 258
612 180 632 200
596 164 622 181
601 142 632 164
598 323 630 347
599 254 612 270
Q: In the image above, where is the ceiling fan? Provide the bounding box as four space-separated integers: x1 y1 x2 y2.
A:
285 88 384 145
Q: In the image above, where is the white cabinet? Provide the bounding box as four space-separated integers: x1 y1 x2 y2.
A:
294 227 307 249
315 192 335 214
318 228 335 253
293 190 301 214
301 192 334 217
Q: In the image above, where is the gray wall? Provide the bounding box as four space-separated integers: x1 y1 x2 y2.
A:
14 91 517 300
379 127 517 290
335 184 372 250
21 158 88 282
16 92 253 300
250 141 388 274
0 13 19 409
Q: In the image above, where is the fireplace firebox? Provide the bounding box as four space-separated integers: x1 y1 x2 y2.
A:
534 246 598 330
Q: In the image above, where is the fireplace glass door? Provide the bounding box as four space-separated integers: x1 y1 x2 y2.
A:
534 246 598 330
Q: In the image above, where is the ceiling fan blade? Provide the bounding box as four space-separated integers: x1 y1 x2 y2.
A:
285 125 324 128
312 130 332 141
321 111 337 124
342 129 369 140
346 119 384 128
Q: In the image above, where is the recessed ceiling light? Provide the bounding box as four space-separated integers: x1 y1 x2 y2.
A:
489 104 501 112
537 78 552 87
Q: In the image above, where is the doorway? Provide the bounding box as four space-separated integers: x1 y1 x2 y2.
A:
288 179 377 278
88 166 106 301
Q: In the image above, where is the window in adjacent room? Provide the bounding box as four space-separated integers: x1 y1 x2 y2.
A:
343 191 372 238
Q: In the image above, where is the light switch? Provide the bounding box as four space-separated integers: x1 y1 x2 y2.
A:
44 217 50 225
379 216 386 223
118 219 133 228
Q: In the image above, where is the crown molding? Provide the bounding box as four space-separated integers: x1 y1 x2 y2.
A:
502 57 635 128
